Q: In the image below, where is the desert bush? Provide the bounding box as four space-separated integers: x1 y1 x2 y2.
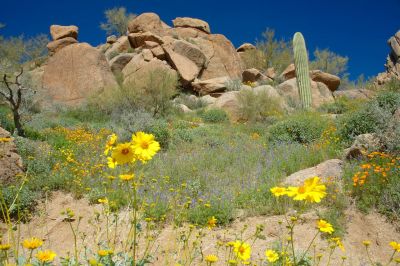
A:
237 89 284 122
374 90 400 114
114 68 179 117
241 49 268 71
268 112 329 144
310 48 349 78
173 94 206 110
336 101 392 144
1 185 38 221
144 119 170 148
201 109 228 123
100 7 136 36
187 199 233 226
225 78 243 91
318 97 366 114
0 104 14 132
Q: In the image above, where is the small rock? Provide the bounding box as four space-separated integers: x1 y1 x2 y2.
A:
236 43 256 52
343 134 382 160
106 35 117 44
192 76 230 95
172 17 211 34
50 25 78 40
47 37 78 55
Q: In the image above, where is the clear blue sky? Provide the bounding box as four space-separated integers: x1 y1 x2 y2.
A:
1 0 399 80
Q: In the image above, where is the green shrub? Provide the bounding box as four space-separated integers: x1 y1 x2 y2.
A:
145 120 170 148
172 128 194 143
374 90 400 114
268 112 329 144
174 94 206 110
237 89 284 122
201 109 228 123
1 185 38 221
336 102 391 143
318 97 366 114
0 105 15 133
187 200 233 226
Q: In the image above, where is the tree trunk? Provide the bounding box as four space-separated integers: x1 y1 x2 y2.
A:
12 109 25 137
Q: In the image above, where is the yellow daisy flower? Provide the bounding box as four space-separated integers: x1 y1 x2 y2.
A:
265 249 279 262
317 220 334 234
207 216 217 229
22 237 43 250
119 173 134 181
131 132 160 162
270 187 287 197
390 241 400 252
205 254 218 263
111 142 136 165
35 250 56 262
233 240 251 261
104 133 117 155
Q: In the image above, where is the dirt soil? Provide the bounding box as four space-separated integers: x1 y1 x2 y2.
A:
1 191 399 265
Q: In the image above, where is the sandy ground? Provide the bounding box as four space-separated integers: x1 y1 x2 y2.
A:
1 191 399 265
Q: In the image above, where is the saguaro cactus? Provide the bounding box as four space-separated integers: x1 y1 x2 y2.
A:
293 32 312 109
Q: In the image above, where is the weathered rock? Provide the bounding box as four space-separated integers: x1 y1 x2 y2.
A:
276 78 334 108
167 27 208 39
105 36 131 59
150 45 166 60
42 43 118 105
144 41 159 49
47 37 78 55
242 68 271 83
195 34 243 80
0 127 24 185
200 95 217 105
192 76 230 95
128 32 164 48
142 49 154 61
284 159 344 186
127 13 164 34
163 45 200 84
333 89 376 100
280 63 296 80
169 40 207 69
236 43 256 52
343 134 382 159
265 67 276 79
172 17 210 34
109 53 134 73
106 35 117 44
122 55 178 89
209 91 240 121
175 103 193 113
310 70 341 91
375 30 400 85
50 25 78 40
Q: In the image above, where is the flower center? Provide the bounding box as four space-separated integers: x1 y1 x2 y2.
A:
141 141 150 149
121 148 130 155
239 246 245 254
298 186 306 194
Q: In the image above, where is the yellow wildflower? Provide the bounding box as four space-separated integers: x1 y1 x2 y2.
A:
107 157 118 169
286 177 326 203
363 240 371 246
104 133 117 155
131 132 160 162
265 249 279 262
22 237 43 250
0 243 11 250
98 249 113 256
35 250 56 262
207 216 217 229
205 254 218 263
233 240 251 261
98 198 108 204
317 220 334 234
270 187 287 197
390 241 400 252
119 173 134 181
111 142 136 165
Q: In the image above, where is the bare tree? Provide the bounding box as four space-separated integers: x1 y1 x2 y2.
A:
100 7 136 36
0 68 31 136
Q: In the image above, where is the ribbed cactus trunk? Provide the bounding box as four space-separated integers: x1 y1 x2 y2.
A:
293 32 312 109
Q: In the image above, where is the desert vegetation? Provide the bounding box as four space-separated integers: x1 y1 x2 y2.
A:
0 7 400 266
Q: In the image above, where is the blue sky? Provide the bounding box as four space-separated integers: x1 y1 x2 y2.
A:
1 0 399 80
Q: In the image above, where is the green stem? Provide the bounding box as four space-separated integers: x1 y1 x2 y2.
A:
299 231 319 263
365 246 375 266
132 184 138 266
385 250 396 266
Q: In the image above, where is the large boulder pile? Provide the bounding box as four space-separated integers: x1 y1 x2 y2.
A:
0 127 24 185
102 12 243 93
376 30 400 85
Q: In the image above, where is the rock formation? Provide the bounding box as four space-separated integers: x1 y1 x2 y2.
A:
376 30 400 85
